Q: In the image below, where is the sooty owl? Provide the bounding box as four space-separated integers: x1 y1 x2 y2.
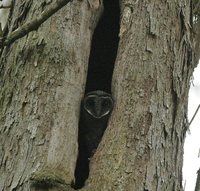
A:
74 90 114 189
80 90 114 156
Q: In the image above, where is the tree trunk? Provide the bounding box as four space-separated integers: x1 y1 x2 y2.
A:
0 0 102 190
0 0 198 191
84 1 195 191
195 169 200 191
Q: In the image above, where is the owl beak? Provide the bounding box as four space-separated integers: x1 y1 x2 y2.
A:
95 110 102 119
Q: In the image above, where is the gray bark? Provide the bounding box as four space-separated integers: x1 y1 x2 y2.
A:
195 169 200 191
0 0 102 190
84 1 194 191
0 0 198 191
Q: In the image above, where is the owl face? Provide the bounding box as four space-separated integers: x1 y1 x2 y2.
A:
83 91 114 119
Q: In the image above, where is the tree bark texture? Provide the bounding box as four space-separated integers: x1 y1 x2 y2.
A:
0 0 198 191
84 1 195 191
195 169 200 191
0 0 102 190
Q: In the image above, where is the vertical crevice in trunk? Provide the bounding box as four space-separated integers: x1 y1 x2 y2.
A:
85 0 120 93
72 0 120 189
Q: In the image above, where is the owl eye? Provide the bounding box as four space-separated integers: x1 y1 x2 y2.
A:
102 99 110 107
86 99 95 108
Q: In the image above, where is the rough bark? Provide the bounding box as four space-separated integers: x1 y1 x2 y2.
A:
84 1 195 191
195 169 200 191
0 0 102 190
193 0 200 65
0 0 198 191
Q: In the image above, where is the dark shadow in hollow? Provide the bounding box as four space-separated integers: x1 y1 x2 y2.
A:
85 0 120 94
72 0 120 189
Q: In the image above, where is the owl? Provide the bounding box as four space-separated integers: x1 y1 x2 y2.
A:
81 90 114 156
73 90 114 189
